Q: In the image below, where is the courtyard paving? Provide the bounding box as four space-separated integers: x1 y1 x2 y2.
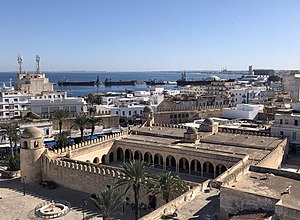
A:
0 178 150 220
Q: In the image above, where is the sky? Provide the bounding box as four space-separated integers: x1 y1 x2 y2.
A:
0 0 300 72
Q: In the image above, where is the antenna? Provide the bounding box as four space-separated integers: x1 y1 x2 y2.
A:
17 54 23 74
36 55 40 74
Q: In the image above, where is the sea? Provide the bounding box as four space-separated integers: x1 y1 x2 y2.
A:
0 71 241 97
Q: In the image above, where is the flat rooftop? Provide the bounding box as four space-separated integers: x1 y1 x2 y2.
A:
224 171 300 210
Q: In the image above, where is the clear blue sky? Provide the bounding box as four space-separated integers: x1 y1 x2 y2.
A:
0 0 299 71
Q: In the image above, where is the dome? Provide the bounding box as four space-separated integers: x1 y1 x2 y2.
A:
202 118 214 126
143 105 153 113
206 75 221 81
186 126 198 134
22 126 42 139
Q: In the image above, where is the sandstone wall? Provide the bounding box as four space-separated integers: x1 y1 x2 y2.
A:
219 187 279 220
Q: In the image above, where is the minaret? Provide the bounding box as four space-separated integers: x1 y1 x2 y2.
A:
36 55 40 74
20 126 45 183
17 54 23 74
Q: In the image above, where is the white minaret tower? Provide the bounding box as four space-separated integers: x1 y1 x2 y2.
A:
17 54 23 74
36 55 40 74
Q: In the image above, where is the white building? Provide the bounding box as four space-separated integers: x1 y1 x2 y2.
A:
223 104 264 120
271 103 300 147
230 86 267 104
0 85 30 119
27 91 87 115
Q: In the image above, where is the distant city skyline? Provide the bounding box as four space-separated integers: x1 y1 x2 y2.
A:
0 0 300 71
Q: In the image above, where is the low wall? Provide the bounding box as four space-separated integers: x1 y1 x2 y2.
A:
140 180 210 220
219 186 279 220
41 155 151 205
249 165 300 181
256 138 287 169
212 155 250 188
276 200 300 220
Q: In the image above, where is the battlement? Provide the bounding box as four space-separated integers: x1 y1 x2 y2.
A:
218 127 281 138
52 131 128 155
157 104 232 112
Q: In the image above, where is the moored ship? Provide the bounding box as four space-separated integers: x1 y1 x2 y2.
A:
104 79 137 86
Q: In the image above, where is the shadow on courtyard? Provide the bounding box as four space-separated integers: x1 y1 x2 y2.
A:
0 178 150 219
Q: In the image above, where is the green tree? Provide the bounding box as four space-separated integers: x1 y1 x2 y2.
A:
91 188 123 220
52 109 69 135
0 123 20 158
148 172 188 203
54 131 70 148
115 160 150 220
73 114 89 141
88 116 104 139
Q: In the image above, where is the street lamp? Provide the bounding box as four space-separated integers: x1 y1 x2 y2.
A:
81 199 88 220
22 176 26 196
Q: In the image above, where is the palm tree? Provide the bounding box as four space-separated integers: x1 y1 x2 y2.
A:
148 172 188 203
0 123 20 158
91 188 123 220
54 131 70 148
88 116 104 139
73 114 89 141
115 160 150 220
52 109 69 135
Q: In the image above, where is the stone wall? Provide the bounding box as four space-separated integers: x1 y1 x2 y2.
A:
140 180 210 220
276 200 300 220
256 138 288 169
219 186 279 220
212 155 251 188
49 114 119 130
154 109 223 124
41 155 151 205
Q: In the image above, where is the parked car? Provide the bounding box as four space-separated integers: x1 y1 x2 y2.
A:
39 181 57 189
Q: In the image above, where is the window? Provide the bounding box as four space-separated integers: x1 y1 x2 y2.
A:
280 119 283 124
280 131 284 136
70 106 76 112
116 111 119 115
42 107 48 114
122 111 125 116
285 119 289 125
4 99 9 102
292 132 297 140
50 107 59 113
295 120 298 126
4 106 9 109
63 106 69 112
14 98 17 102
129 111 131 116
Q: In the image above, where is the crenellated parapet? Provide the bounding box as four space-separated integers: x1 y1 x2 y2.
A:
52 131 129 155
218 127 281 138
157 104 232 112
42 154 124 179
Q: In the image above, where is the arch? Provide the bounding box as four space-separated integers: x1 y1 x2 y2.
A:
203 161 214 178
179 157 189 173
216 164 227 176
154 153 163 169
34 141 39 148
23 141 28 149
116 147 124 162
93 157 100 164
125 149 133 162
109 152 114 163
101 155 106 164
166 155 176 171
191 159 201 175
144 152 153 164
134 150 142 161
